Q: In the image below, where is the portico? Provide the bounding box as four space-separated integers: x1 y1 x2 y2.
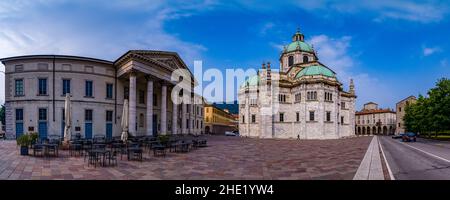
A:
115 50 204 137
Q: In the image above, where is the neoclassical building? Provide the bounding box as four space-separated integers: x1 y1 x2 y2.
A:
355 102 396 135
1 50 204 139
238 30 356 139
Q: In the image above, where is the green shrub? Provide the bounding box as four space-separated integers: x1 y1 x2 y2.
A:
29 132 39 143
157 135 170 144
16 134 31 147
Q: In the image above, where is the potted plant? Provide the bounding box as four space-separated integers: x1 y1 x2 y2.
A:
16 134 31 156
29 132 39 148
157 135 170 146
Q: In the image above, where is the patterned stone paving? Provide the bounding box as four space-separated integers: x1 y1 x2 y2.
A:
0 136 372 180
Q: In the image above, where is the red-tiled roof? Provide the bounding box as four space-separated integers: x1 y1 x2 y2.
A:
356 109 395 115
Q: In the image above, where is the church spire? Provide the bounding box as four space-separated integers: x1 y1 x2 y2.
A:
349 79 355 95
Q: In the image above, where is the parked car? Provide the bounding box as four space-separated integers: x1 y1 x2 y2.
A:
392 133 404 139
225 131 238 136
402 132 417 142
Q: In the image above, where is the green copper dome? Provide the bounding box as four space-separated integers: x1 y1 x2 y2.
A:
295 65 335 78
286 41 314 53
241 75 259 88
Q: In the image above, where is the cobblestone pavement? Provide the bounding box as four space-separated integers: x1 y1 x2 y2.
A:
0 136 372 180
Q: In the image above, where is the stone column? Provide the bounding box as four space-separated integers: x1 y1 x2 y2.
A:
160 84 167 134
182 103 187 134
172 94 178 134
129 73 137 136
146 79 153 136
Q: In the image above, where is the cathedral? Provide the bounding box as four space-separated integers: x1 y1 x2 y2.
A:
238 29 356 139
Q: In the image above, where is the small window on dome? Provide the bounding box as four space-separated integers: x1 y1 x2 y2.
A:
288 56 294 66
303 56 309 63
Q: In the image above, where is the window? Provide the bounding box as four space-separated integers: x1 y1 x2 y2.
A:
251 114 256 123
38 109 47 121
326 111 331 122
85 110 93 121
85 81 93 97
62 109 65 121
307 91 317 100
278 94 286 103
325 92 333 101
38 78 47 95
309 111 315 121
288 56 294 66
399 107 401 112
62 79 71 95
398 123 401 127
303 55 309 63
341 102 346 109
250 98 257 106
242 115 245 123
296 112 300 122
15 109 24 121
15 79 24 96
106 111 113 122
153 93 157 106
341 116 344 124
139 90 145 104
124 87 129 99
139 113 144 127
295 93 301 102
106 84 113 99
279 113 284 122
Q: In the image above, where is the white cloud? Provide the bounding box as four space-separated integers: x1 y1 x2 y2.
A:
307 34 395 109
293 0 449 23
423 46 442 56
0 1 215 104
260 22 275 35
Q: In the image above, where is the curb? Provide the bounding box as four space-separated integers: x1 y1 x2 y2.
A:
353 136 384 180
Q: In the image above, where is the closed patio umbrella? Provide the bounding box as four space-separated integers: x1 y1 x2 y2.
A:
121 99 129 142
63 93 72 143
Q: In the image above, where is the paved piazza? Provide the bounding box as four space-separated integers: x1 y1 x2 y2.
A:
0 136 372 180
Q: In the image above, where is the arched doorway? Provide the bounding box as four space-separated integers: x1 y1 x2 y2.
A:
383 126 388 135
358 127 361 135
362 127 366 135
373 127 377 135
378 127 382 135
367 127 371 135
205 126 211 134
389 126 393 135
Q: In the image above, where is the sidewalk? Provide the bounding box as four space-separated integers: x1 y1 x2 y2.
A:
353 136 384 180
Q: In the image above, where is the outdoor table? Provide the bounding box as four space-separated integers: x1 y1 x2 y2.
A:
90 149 110 167
40 143 58 157
152 144 166 157
127 146 143 161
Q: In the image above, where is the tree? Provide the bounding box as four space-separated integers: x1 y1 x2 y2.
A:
404 78 450 137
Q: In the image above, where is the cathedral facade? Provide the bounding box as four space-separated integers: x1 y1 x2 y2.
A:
238 30 356 139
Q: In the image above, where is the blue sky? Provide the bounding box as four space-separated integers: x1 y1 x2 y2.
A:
0 0 449 110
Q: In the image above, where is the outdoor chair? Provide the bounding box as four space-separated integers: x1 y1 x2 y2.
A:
33 144 44 157
87 151 101 168
47 144 59 157
107 151 118 166
127 143 143 161
69 142 83 156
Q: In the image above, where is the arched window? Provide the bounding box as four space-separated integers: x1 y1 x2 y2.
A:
288 56 294 66
303 55 309 63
